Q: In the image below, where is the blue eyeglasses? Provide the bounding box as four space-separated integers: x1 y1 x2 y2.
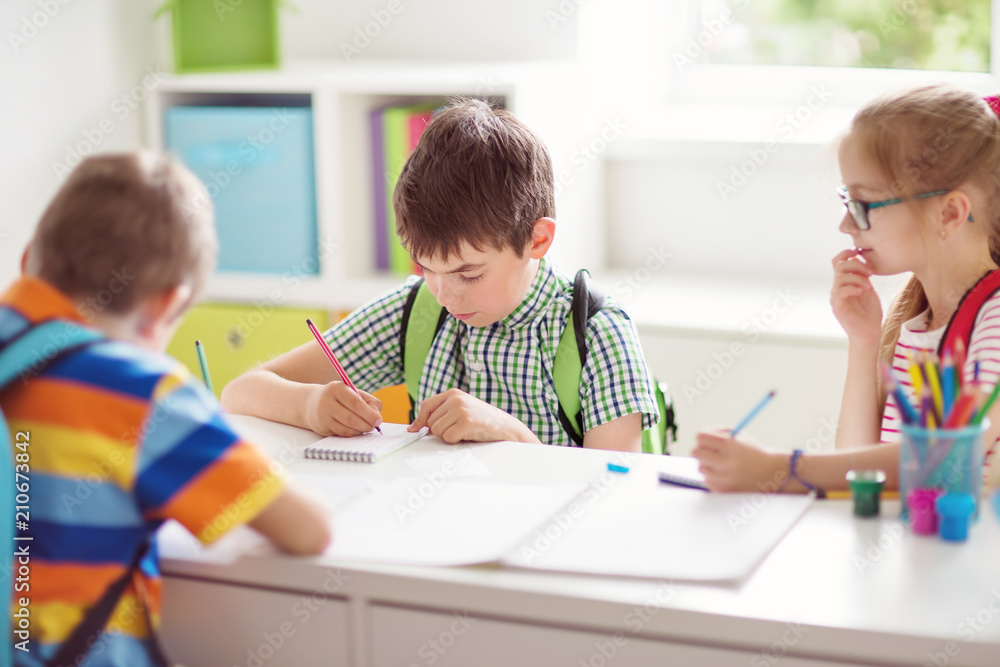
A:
836 186 949 231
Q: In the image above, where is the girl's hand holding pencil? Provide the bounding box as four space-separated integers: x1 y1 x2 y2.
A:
693 391 782 492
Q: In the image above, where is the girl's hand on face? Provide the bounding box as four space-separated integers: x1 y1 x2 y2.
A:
830 249 883 347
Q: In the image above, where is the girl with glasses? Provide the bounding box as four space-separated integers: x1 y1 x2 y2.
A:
693 84 1000 496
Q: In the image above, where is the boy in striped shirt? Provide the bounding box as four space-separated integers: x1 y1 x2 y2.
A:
223 99 660 450
9 153 331 666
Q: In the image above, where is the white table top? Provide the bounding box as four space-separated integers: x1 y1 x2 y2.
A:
159 415 1000 666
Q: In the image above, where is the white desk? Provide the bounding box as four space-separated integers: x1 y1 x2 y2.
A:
159 416 1000 667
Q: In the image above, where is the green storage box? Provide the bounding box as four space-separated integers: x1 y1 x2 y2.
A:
168 302 328 398
158 0 280 73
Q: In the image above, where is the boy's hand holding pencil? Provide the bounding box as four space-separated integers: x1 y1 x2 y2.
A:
303 381 384 438
305 319 384 437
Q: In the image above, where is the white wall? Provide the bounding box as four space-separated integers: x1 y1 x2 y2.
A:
0 0 160 289
281 0 578 62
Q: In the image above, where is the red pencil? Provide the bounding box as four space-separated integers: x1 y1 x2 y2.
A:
306 318 382 435
944 385 978 428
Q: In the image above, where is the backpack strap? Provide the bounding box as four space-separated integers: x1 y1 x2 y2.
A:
553 270 605 447
399 278 448 421
398 271 613 448
938 270 1000 360
0 320 169 665
47 538 166 667
0 320 102 389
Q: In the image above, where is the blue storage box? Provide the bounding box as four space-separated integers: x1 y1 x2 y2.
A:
165 106 319 276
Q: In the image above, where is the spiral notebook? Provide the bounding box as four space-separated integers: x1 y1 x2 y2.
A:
304 424 428 463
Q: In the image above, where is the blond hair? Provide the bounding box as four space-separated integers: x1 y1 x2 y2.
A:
845 85 1000 387
28 152 217 318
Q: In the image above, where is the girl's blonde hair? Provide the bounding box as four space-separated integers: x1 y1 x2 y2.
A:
846 85 1000 385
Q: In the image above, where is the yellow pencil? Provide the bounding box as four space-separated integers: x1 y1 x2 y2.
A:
924 356 944 420
824 490 900 500
905 351 923 396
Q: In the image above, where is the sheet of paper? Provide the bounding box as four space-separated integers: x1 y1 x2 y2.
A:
504 477 813 582
294 474 379 512
325 479 586 567
402 446 491 479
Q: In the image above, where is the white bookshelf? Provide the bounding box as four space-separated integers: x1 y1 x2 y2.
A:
146 61 602 311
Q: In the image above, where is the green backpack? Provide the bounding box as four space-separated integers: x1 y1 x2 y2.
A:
398 270 676 454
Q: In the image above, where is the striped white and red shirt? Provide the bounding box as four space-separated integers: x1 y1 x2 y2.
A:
881 293 1000 482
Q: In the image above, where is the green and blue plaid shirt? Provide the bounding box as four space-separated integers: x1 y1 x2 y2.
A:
323 258 659 446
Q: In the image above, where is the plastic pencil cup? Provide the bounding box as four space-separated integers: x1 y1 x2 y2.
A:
846 469 887 517
936 493 976 542
907 488 943 535
899 421 986 523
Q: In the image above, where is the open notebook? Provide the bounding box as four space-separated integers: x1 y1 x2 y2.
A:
304 423 428 463
297 462 814 582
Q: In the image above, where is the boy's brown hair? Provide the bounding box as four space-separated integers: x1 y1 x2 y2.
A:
393 97 555 261
27 152 217 317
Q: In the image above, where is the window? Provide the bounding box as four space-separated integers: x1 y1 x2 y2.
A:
700 0 990 72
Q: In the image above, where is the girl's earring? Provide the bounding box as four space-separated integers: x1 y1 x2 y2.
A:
940 230 948 240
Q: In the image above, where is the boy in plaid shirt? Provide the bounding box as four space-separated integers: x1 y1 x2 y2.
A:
224 99 659 451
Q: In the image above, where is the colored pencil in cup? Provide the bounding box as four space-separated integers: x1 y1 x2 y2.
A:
944 385 978 428
924 356 944 422
906 351 924 397
306 318 382 435
972 373 1000 426
195 340 213 393
881 363 919 425
730 390 776 437
941 352 955 418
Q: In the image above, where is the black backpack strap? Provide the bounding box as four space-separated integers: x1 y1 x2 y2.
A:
572 269 605 363
553 270 605 446
48 538 169 666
